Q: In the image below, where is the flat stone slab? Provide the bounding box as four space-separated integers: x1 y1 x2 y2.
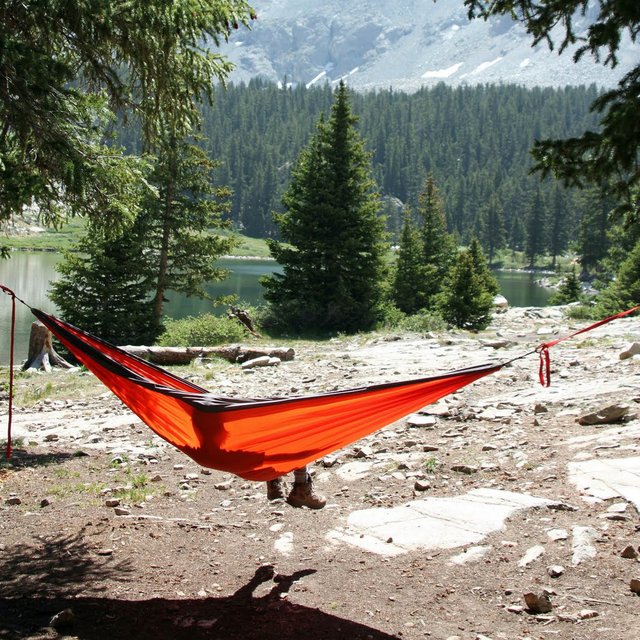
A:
325 488 551 556
568 456 640 510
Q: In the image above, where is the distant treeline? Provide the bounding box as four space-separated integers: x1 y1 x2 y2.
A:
116 79 601 249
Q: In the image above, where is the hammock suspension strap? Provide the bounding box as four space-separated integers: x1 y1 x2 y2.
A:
0 284 18 458
535 305 640 387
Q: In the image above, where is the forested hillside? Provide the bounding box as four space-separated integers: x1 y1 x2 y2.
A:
117 80 602 255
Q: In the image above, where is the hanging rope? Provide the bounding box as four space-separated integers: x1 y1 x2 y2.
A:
535 304 640 386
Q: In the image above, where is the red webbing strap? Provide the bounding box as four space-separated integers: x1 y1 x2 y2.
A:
0 284 17 458
535 304 640 386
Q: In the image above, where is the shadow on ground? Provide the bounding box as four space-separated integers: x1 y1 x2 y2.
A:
0 536 399 640
0 443 78 470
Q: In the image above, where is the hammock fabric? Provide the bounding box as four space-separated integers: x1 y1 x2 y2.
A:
31 309 503 481
1 294 638 479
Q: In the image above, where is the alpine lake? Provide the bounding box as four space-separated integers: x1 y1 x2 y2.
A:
0 251 552 365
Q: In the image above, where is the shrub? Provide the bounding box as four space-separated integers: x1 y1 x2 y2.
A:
157 314 246 346
399 309 446 333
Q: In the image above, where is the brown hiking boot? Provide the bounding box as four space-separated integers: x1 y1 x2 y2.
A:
266 477 286 501
286 475 326 509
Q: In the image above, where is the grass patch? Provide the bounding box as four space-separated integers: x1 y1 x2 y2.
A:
11 369 104 408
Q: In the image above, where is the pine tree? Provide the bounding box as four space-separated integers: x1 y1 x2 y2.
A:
548 185 570 270
438 250 494 331
596 239 640 315
525 190 547 268
576 189 612 277
143 134 236 333
416 174 456 306
262 82 387 334
50 230 156 345
468 237 499 297
477 193 506 265
549 266 582 305
52 134 235 340
392 210 425 314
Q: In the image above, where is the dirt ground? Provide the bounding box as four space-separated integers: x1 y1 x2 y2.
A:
1 306 640 640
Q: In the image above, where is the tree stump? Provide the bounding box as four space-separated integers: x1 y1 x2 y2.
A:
23 320 74 372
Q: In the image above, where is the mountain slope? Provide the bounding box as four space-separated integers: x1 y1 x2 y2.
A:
220 0 636 91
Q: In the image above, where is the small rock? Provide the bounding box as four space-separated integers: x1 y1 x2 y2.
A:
572 526 598 565
547 501 578 512
114 507 130 516
630 578 640 594
506 605 524 614
214 481 232 490
547 564 565 578
451 464 478 474
5 497 21 506
621 545 638 559
40 498 51 508
518 545 545 568
578 609 599 620
105 498 121 508
533 403 548 414
44 433 59 442
50 608 74 629
523 591 553 613
481 443 498 451
546 528 569 541
96 548 113 556
406 414 437 428
414 479 431 491
577 404 629 426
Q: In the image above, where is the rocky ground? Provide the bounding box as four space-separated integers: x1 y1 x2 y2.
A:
1 306 640 640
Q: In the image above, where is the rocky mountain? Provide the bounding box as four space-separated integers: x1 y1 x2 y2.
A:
220 0 636 91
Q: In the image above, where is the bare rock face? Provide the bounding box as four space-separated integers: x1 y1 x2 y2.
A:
218 0 636 91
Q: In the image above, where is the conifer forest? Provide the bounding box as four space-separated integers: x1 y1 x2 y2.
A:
119 80 601 252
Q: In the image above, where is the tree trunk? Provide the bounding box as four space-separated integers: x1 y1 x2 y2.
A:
23 321 74 372
121 344 294 366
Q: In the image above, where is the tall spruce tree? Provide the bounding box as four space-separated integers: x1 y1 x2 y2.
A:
477 193 506 265
392 209 425 314
525 190 547 268
416 174 456 306
468 237 499 297
52 135 235 342
263 82 387 334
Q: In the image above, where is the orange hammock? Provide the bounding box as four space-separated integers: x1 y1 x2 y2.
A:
28 309 505 480
1 292 638 480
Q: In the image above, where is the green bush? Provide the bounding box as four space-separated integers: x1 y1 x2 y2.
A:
399 309 446 333
565 303 598 320
376 301 408 329
157 314 246 346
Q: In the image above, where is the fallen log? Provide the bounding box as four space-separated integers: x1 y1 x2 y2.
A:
120 344 295 366
23 320 74 372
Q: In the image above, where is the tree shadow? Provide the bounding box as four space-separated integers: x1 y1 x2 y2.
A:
0 538 400 640
0 443 78 470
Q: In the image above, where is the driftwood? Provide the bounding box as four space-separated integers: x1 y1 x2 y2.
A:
23 321 74 372
228 305 262 338
121 344 295 366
